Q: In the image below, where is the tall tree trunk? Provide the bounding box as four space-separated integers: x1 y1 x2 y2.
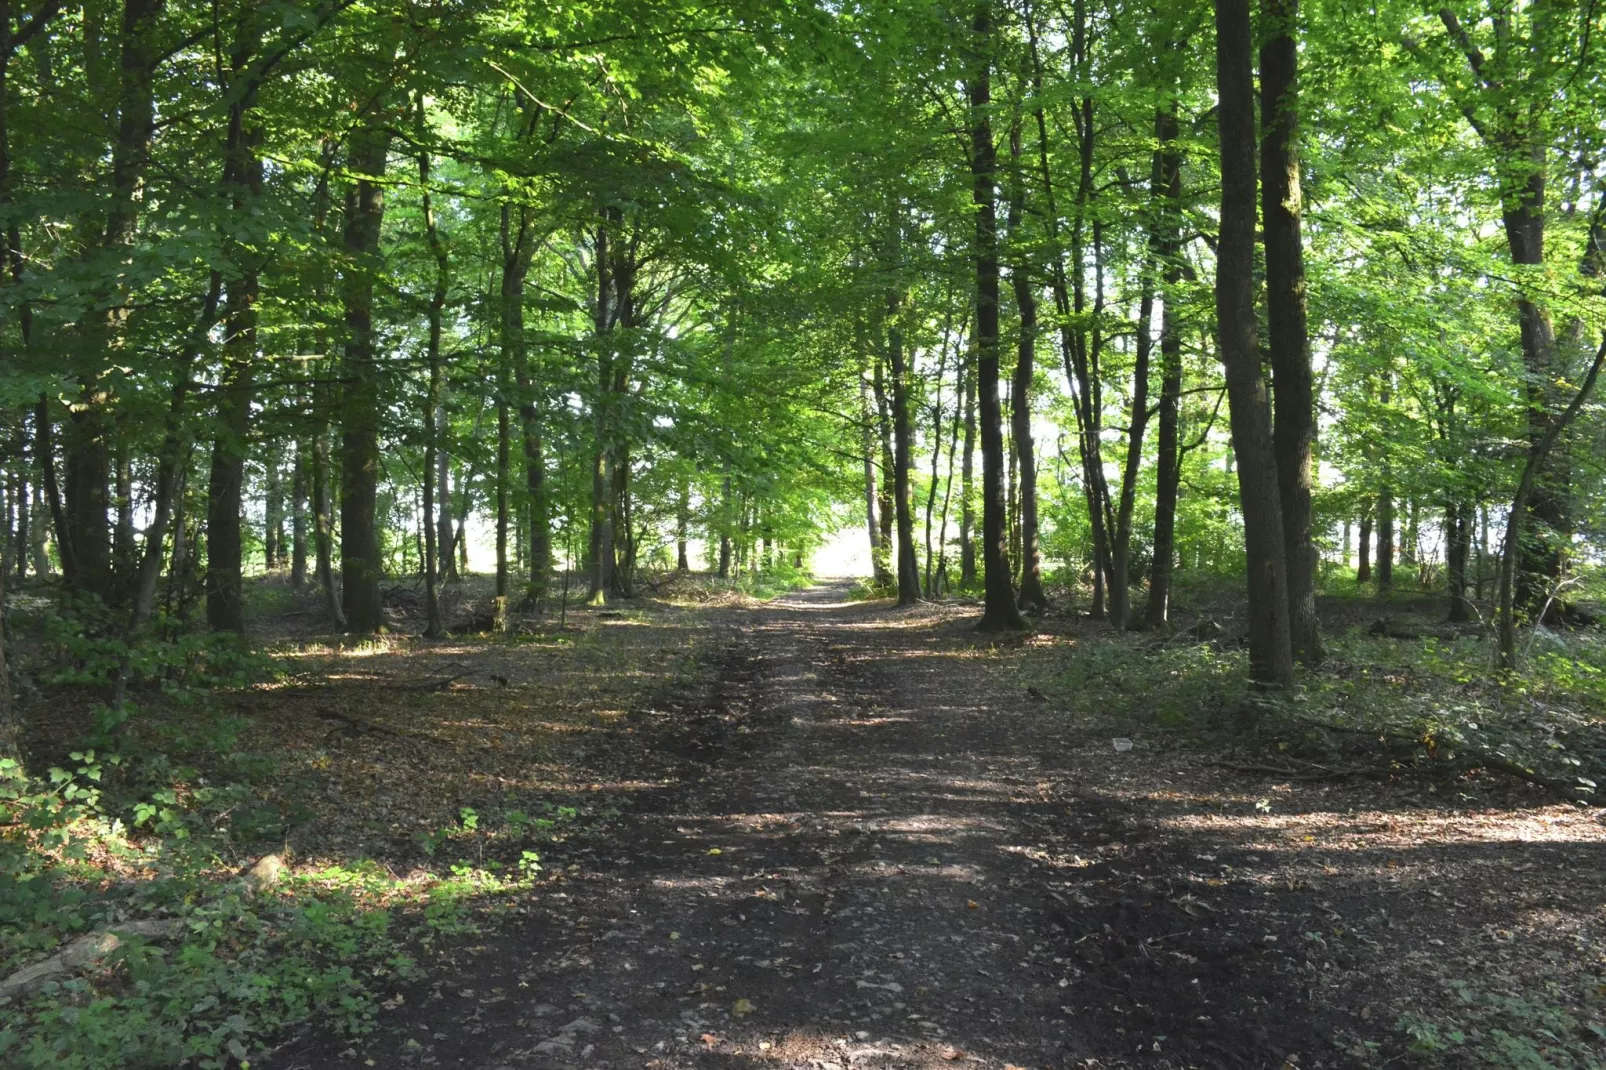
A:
872 351 896 583
0 559 14 764
132 272 220 631
418 96 446 638
859 363 884 582
1376 477 1394 591
290 443 308 588
1217 0 1293 686
262 449 282 570
113 448 135 582
1145 105 1185 629
312 428 343 628
587 222 614 605
676 478 690 572
923 310 952 599
436 410 454 582
1260 0 1322 664
968 0 1026 633
1006 128 1046 613
1445 498 1471 622
338 117 391 633
959 352 977 588
206 53 262 633
887 258 920 606
717 473 732 579
1027 0 1110 616
1356 505 1373 585
1498 336 1606 670
64 0 164 605
935 360 964 595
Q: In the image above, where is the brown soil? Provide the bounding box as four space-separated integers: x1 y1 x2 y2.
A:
260 581 1606 1070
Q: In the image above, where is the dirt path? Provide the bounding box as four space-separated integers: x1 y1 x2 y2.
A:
265 582 1604 1070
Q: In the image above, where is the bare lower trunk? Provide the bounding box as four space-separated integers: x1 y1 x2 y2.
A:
1217 0 1293 687
338 118 390 633
969 0 1026 633
1260 0 1321 664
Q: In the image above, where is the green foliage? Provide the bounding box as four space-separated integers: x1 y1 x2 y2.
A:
1396 981 1605 1069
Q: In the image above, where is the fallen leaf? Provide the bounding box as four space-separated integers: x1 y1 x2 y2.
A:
940 1045 963 1060
732 997 755 1018
701 1033 719 1047
967 899 978 910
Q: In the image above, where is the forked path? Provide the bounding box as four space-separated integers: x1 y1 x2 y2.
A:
271 583 1422 1069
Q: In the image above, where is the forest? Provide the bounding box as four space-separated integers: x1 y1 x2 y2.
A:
1 0 1605 1066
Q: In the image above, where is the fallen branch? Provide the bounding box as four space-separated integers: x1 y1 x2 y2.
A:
0 854 285 1003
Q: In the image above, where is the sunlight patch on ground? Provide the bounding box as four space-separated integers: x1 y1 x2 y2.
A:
1157 805 1606 849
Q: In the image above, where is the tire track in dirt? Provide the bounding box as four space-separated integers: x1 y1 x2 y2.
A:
265 582 1345 1070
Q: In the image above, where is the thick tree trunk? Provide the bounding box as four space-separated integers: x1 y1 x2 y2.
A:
1217 0 1293 686
63 0 164 606
968 0 1026 633
1260 0 1322 664
206 65 262 633
338 118 391 633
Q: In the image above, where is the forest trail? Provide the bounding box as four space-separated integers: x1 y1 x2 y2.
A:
263 583 1591 1070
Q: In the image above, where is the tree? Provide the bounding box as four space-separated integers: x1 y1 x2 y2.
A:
1216 0 1293 686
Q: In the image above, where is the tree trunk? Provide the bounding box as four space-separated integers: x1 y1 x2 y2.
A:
206 60 263 633
1217 0 1293 686
959 354 978 589
1445 498 1471 622
290 444 308 589
1376 482 1394 591
968 0 1026 633
312 429 343 627
437 412 455 582
872 351 896 584
1006 128 1047 614
1499 336 1606 670
1145 105 1185 629
337 116 390 632
0 560 15 764
676 479 690 572
887 267 920 606
131 272 220 632
1356 505 1372 585
859 363 884 583
63 0 164 606
587 222 614 605
1259 0 1322 664
418 99 446 638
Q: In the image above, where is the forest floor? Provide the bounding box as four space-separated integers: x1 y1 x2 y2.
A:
237 579 1606 1070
